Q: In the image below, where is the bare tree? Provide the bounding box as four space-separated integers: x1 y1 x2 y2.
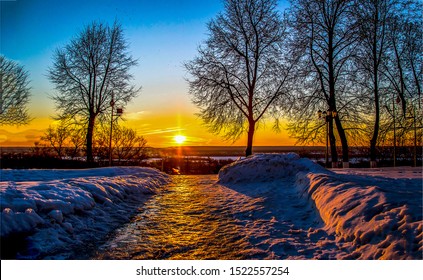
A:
185 0 294 157
288 0 359 167
41 124 69 158
48 21 140 162
382 2 420 115
39 120 85 159
404 20 422 114
94 123 147 163
353 0 401 167
112 125 147 162
0 55 31 126
379 2 422 166
65 123 86 159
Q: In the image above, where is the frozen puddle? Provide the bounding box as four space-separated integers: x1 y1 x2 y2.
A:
93 175 347 259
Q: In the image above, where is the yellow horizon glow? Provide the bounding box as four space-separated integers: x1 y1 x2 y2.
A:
0 116 297 147
0 104 297 148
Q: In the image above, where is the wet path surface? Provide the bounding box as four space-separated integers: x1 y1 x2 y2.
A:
93 175 346 260
93 175 258 259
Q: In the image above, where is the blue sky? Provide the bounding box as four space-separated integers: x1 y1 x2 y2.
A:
1 0 223 113
2 0 222 59
0 0 292 147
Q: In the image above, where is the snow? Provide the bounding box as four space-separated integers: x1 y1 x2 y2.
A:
331 166 423 179
0 167 169 259
219 154 422 259
1 155 421 260
218 153 329 183
0 166 160 182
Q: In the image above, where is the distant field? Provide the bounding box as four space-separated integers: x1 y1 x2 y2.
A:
1 146 421 171
150 146 324 156
0 147 34 153
0 146 323 156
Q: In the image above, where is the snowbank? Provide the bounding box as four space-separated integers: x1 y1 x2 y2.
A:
0 166 160 182
0 167 169 259
218 153 329 183
218 153 422 259
296 172 422 259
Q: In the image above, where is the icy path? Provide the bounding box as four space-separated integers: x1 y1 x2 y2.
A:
93 175 348 259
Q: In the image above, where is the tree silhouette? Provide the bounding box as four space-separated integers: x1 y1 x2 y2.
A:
40 120 85 159
288 0 359 167
374 0 422 166
94 123 147 163
185 0 294 157
0 55 31 126
48 21 139 162
353 0 404 167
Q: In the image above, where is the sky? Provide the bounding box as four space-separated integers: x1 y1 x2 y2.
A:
0 0 294 148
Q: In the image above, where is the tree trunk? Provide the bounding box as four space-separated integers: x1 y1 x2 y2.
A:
328 117 338 167
245 119 255 157
370 27 380 167
327 27 340 168
370 80 380 166
86 114 96 163
334 115 349 166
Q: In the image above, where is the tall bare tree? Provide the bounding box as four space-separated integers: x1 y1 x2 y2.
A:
353 0 400 167
379 1 422 166
0 55 31 126
404 20 422 114
288 0 358 167
185 0 294 157
48 21 139 162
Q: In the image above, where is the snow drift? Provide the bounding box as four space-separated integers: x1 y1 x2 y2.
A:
296 172 422 259
0 167 169 259
218 153 329 183
218 153 422 259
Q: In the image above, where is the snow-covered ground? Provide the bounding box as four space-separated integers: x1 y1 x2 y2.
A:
332 166 422 179
0 167 169 259
1 154 422 260
219 154 422 259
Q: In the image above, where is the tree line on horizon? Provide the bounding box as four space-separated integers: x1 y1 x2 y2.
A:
0 0 421 167
32 119 148 164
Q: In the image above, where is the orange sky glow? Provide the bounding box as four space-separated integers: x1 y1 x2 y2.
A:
0 107 296 148
0 0 298 149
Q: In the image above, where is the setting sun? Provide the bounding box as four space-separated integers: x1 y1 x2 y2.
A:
174 135 186 145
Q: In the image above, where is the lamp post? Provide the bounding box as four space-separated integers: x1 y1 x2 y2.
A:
109 95 123 167
318 109 337 168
